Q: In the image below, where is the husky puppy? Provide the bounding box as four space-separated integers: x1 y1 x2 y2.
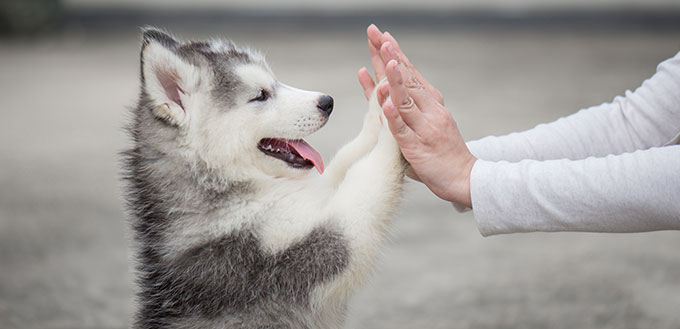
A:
122 27 407 329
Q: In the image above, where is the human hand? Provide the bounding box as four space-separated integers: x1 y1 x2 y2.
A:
358 24 444 106
379 41 477 208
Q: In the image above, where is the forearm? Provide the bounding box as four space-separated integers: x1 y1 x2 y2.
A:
470 145 680 236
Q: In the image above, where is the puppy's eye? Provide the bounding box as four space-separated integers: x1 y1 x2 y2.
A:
249 89 270 102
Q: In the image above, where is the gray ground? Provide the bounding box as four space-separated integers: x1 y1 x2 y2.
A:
1 23 679 329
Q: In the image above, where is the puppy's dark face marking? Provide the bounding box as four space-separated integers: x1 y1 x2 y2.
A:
135 226 349 327
140 27 266 111
176 40 261 108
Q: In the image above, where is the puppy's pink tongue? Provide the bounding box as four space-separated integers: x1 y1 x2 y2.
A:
288 139 324 174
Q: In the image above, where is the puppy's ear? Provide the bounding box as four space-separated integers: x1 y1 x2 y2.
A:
140 27 198 126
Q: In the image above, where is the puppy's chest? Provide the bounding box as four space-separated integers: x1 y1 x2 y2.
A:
158 223 350 315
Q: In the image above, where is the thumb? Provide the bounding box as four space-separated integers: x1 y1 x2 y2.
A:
357 67 376 100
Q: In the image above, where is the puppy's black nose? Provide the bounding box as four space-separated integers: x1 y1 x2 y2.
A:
317 95 334 116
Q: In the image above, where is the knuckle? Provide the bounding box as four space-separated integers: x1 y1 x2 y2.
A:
421 131 437 145
396 126 409 137
405 75 424 90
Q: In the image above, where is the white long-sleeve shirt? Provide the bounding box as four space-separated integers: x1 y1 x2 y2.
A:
463 50 680 236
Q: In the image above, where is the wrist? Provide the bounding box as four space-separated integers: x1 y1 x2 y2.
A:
445 153 476 208
461 154 476 208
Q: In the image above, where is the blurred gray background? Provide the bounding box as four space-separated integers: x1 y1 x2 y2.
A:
1 0 680 328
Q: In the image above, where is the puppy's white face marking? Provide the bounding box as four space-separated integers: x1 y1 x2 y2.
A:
234 64 328 138
206 63 330 179
235 64 277 96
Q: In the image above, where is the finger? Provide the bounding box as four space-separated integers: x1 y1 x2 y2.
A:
368 39 386 81
381 31 412 67
377 81 390 106
383 99 419 150
381 41 420 88
381 32 444 105
385 59 410 107
381 46 427 99
380 41 400 65
367 24 383 52
381 45 439 114
385 59 429 134
357 67 376 100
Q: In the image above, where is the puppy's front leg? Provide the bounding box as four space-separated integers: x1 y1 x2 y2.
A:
327 102 407 292
322 84 385 188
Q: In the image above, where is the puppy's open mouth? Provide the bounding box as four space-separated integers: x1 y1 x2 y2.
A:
258 138 324 174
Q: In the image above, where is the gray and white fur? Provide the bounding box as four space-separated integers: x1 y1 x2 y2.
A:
121 27 407 329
